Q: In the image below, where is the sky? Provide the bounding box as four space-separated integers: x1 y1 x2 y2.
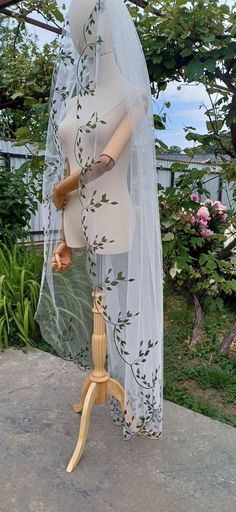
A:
25 0 234 150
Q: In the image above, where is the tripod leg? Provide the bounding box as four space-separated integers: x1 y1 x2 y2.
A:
107 378 125 411
72 374 91 413
66 382 98 473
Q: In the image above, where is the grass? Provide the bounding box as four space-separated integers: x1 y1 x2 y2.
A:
163 282 236 428
0 243 43 350
8 246 93 368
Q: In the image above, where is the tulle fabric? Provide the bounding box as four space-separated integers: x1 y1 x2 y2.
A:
35 0 163 439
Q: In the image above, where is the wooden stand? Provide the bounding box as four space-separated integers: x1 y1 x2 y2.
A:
66 291 125 472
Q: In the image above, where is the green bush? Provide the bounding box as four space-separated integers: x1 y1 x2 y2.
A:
159 166 236 310
0 243 43 349
0 161 38 243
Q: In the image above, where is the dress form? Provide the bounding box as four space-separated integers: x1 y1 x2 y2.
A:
58 52 135 252
36 0 164 468
57 0 133 471
57 0 141 253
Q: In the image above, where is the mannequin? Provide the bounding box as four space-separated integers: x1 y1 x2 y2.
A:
52 0 147 267
36 0 163 458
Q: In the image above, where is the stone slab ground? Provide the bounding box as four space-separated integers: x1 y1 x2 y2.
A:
0 348 236 512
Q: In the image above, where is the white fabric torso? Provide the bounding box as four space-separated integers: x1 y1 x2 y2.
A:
58 66 135 253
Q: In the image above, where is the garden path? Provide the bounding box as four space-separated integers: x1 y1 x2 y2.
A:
0 348 235 512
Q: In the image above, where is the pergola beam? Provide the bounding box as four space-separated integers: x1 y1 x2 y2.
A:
0 0 21 7
0 0 159 10
1 7 62 34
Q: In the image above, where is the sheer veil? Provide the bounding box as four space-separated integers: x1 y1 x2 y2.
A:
35 0 164 439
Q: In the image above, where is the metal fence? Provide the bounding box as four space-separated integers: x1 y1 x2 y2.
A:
156 154 235 209
0 139 235 243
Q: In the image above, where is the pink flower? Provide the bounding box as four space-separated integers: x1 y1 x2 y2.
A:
199 218 208 228
190 216 196 225
204 198 214 206
196 206 211 222
200 229 214 239
191 193 200 202
212 201 227 213
218 212 228 222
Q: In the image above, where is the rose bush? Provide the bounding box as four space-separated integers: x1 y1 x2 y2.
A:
159 166 236 347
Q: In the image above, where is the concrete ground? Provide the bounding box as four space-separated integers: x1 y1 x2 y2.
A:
0 347 236 512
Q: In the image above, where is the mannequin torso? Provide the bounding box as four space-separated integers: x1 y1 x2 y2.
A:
58 53 136 253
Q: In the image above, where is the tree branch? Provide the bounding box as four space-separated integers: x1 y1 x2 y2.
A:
207 84 233 95
0 97 24 110
219 323 236 354
217 237 236 259
191 293 204 347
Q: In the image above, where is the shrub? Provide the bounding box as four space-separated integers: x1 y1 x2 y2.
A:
159 166 236 347
0 243 42 349
0 160 38 243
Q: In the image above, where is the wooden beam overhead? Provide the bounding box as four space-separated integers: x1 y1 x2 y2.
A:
0 0 160 11
1 7 62 34
0 0 22 8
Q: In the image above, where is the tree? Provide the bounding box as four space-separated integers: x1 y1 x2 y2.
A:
0 15 58 142
131 1 236 174
0 161 38 243
129 0 236 350
157 145 183 154
0 9 61 202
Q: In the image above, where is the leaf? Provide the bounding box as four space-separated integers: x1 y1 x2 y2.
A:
206 259 217 270
180 47 193 58
199 254 209 266
162 232 175 242
229 280 236 292
15 126 32 138
201 34 215 43
101 194 108 203
186 59 205 81
162 220 174 229
11 91 24 100
170 262 182 279
230 24 236 36
215 297 224 311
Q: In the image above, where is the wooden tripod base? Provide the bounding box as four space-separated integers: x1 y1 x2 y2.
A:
66 373 124 472
66 292 124 473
